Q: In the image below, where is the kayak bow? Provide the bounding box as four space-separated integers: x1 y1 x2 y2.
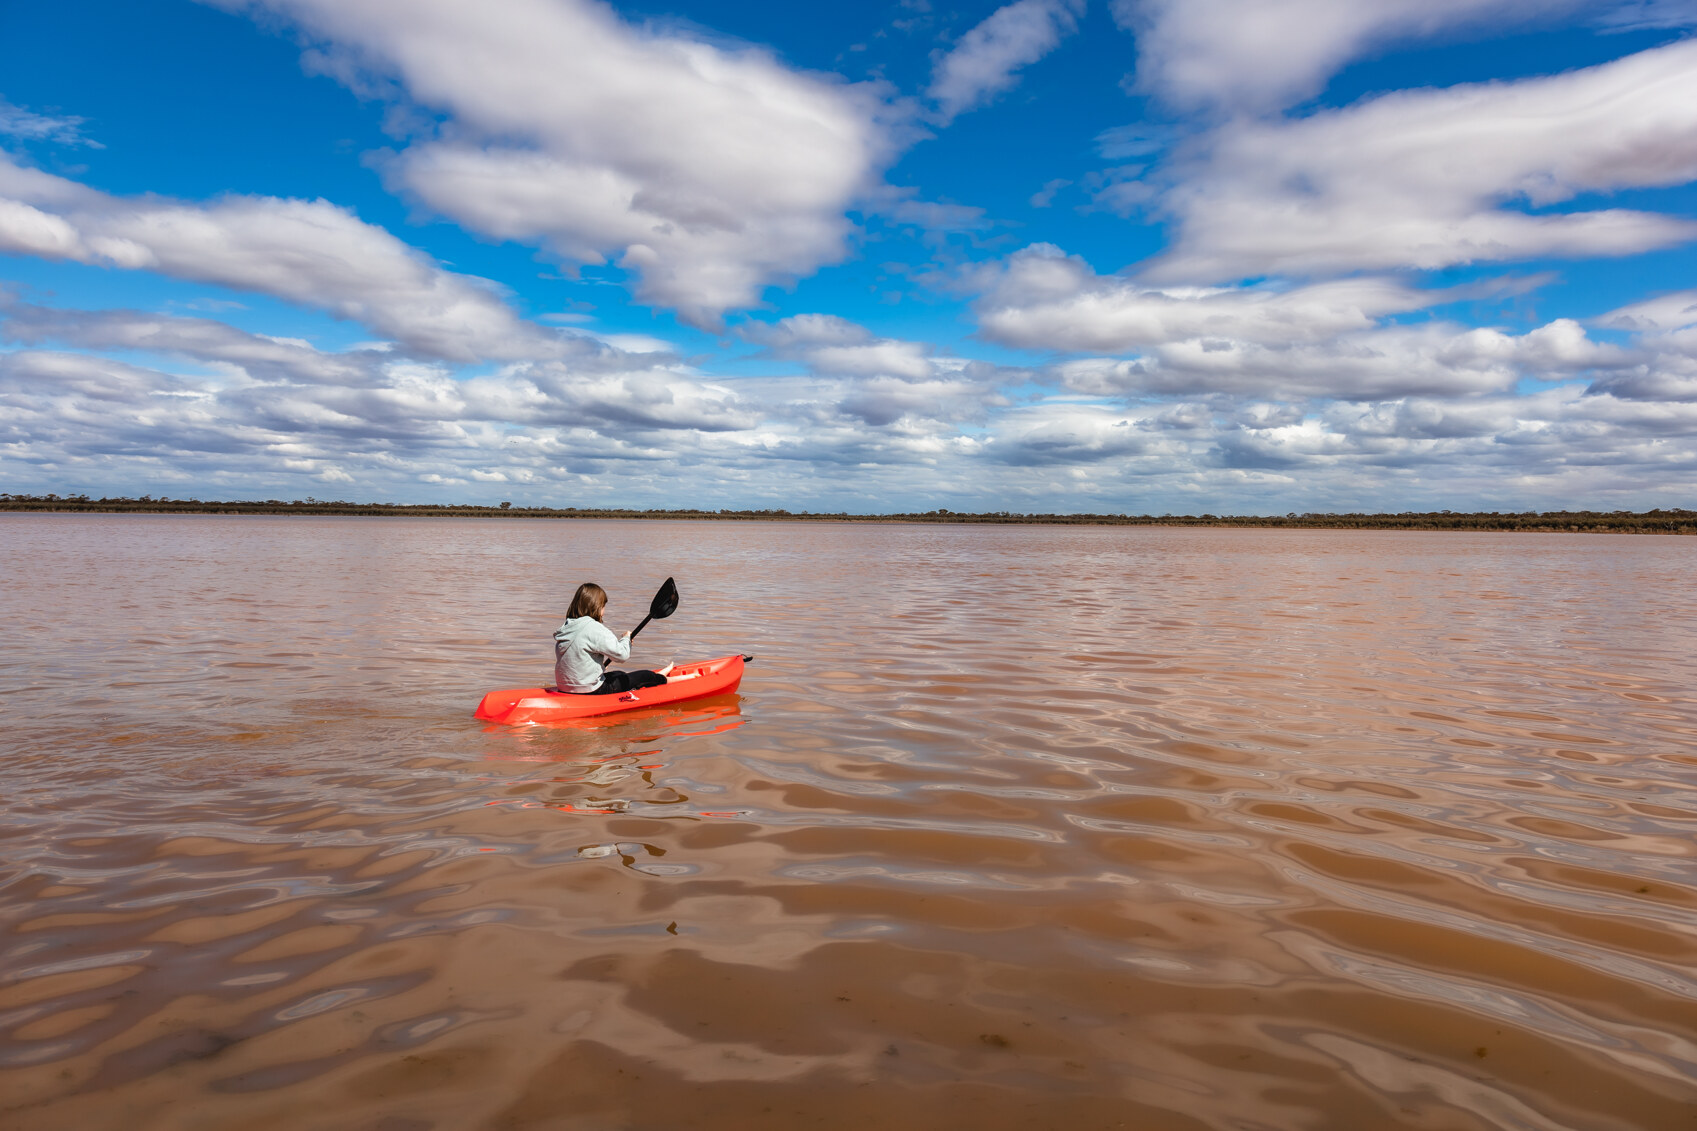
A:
475 653 747 725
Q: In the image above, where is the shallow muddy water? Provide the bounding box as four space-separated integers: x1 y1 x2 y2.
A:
1 515 1694 1130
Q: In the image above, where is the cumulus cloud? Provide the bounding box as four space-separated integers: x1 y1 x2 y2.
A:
215 0 895 327
9 317 1697 509
0 298 388 385
0 298 763 496
928 0 1085 123
1141 39 1697 282
742 313 1007 425
1585 362 1697 403
970 243 1637 400
836 372 1007 427
746 313 936 380
976 243 1431 352
0 152 564 362
1309 387 1697 477
1112 0 1594 115
0 348 190 404
987 403 1161 466
942 382 1697 507
0 274 772 492
1598 289 1697 332
465 364 756 434
0 294 1031 508
1050 319 1617 400
1082 384 1697 504
0 336 990 504
1581 289 1697 400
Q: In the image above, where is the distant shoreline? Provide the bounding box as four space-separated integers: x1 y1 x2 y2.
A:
3 494 1693 533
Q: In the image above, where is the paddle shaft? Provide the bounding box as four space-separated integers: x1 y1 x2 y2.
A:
629 613 654 641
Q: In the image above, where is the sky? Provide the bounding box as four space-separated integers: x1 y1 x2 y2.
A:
3 0 1697 513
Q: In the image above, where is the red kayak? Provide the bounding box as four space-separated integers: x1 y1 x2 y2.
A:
475 654 748 725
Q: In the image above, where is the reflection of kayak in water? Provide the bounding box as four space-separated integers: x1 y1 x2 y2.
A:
475 654 749 725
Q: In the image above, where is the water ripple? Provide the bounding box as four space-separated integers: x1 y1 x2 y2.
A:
3 517 1695 1130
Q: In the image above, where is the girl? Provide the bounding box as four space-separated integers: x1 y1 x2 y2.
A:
554 582 673 695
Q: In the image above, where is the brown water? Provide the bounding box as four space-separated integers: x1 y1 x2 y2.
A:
2 516 1694 1131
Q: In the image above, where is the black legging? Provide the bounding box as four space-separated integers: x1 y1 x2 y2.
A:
586 669 668 695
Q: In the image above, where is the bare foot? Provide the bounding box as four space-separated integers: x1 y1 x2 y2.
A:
657 662 675 677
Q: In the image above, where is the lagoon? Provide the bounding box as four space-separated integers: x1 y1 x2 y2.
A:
2 515 1694 1129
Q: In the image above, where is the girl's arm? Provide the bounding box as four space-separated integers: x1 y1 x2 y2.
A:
590 620 632 663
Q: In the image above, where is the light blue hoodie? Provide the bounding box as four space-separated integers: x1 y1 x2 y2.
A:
553 616 631 693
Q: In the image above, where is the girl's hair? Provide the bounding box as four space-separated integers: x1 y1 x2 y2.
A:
567 582 607 622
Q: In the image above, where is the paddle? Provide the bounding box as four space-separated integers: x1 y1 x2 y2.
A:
628 576 678 641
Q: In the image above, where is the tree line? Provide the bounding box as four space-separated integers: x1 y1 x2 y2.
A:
2 494 1693 533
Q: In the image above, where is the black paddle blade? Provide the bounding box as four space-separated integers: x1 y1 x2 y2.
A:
629 577 679 642
650 576 679 620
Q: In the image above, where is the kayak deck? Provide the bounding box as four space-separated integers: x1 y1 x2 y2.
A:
475 653 746 725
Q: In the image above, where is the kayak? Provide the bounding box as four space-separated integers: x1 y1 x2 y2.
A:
475 653 748 725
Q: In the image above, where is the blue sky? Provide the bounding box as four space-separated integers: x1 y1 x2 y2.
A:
3 0 1696 512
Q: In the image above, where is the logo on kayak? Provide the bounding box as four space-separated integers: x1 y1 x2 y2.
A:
619 692 639 702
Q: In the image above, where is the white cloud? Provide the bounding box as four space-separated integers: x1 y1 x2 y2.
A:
1598 288 1697 332
971 244 1637 400
0 289 765 507
1030 178 1071 207
1596 0 1697 29
0 348 188 404
0 336 968 504
874 191 992 234
977 243 1431 350
0 152 565 362
1313 387 1697 470
1050 319 1615 400
217 0 896 327
0 96 100 148
465 364 757 433
0 298 389 385
837 373 1008 426
958 384 1697 508
1586 357 1697 401
9 319 1697 510
987 403 1162 466
927 0 1085 123
746 313 936 380
0 295 1024 505
1141 39 1697 282
1582 289 1697 399
741 313 1008 425
0 312 762 494
1112 0 1612 115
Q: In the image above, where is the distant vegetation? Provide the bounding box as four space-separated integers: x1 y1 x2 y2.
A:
3 494 1693 533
